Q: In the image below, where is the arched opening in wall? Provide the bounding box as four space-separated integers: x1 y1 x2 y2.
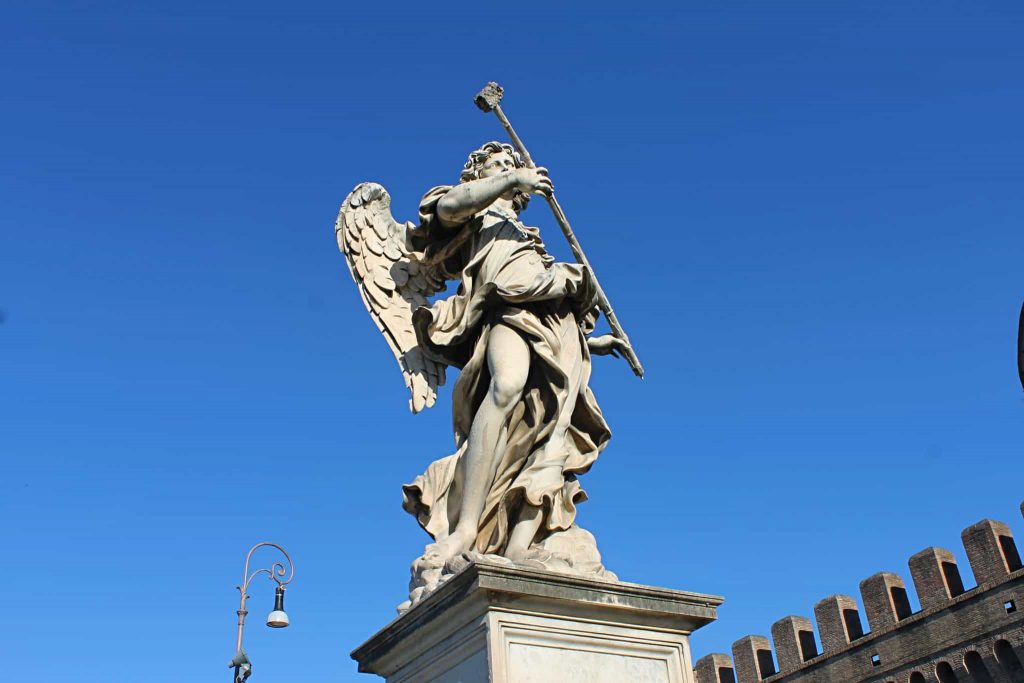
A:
717 666 736 683
994 640 1024 682
910 672 927 683
964 650 994 683
999 535 1023 572
936 661 961 682
890 585 913 620
936 661 960 682
942 561 966 596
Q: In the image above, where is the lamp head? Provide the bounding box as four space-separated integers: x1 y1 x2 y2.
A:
266 585 289 628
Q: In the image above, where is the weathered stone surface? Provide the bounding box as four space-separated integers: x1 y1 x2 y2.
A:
336 133 641 607
353 560 722 682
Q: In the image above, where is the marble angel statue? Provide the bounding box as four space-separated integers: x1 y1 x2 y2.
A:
335 142 630 607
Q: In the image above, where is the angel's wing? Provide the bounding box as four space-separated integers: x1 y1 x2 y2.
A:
336 182 448 413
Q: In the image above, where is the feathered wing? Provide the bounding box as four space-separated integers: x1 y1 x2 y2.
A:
335 182 448 413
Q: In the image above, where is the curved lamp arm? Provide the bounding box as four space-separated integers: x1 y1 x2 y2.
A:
240 542 295 594
230 542 295 681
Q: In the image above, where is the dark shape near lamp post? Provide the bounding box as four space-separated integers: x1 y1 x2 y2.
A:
230 542 295 683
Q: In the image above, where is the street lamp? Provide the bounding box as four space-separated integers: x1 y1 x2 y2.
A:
229 542 295 683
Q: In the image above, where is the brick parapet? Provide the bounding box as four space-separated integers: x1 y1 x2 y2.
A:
695 501 1024 683
771 616 818 673
760 575 1024 682
813 594 864 653
860 571 913 631
732 634 776 683
909 547 965 611
963 519 1022 585
695 653 736 683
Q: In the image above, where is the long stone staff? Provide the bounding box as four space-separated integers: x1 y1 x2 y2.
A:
474 82 645 378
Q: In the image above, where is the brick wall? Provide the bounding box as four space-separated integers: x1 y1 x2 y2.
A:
696 501 1024 683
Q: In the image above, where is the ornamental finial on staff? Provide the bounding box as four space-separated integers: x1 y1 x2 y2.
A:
472 80 644 377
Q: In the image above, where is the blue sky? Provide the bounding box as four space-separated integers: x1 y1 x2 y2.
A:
1 2 1022 681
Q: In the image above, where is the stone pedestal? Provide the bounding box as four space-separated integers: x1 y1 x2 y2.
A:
352 560 723 683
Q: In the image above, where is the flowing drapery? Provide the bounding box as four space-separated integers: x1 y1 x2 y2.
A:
403 187 611 555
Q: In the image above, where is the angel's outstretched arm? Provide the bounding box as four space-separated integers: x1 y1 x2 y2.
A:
587 334 629 358
436 167 552 227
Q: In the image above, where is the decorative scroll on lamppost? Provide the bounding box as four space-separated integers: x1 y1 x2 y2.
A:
228 542 295 683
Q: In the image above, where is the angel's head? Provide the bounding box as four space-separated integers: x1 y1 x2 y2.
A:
460 141 530 213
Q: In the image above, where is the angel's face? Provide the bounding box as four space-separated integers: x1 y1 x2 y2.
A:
478 151 517 179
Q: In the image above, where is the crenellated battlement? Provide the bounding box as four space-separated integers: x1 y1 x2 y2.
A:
695 500 1024 683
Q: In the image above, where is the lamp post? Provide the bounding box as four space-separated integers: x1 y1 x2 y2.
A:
229 542 295 683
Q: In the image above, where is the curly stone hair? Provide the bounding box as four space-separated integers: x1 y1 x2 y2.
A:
459 141 531 213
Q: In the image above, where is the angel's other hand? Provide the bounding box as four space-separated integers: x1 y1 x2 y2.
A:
513 167 553 196
587 334 629 358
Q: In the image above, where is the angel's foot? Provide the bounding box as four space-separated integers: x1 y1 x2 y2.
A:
505 545 554 571
424 527 476 565
505 546 527 564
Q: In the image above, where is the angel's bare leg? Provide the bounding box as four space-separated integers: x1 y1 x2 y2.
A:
506 503 543 562
429 323 530 561
505 388 576 561
506 323 585 562
505 399 577 561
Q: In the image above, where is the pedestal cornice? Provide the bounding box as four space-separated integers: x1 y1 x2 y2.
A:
353 560 723 680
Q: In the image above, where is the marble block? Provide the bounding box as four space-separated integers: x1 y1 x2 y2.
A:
352 560 723 683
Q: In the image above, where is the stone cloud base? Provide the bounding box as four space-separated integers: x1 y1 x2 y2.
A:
351 561 723 683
